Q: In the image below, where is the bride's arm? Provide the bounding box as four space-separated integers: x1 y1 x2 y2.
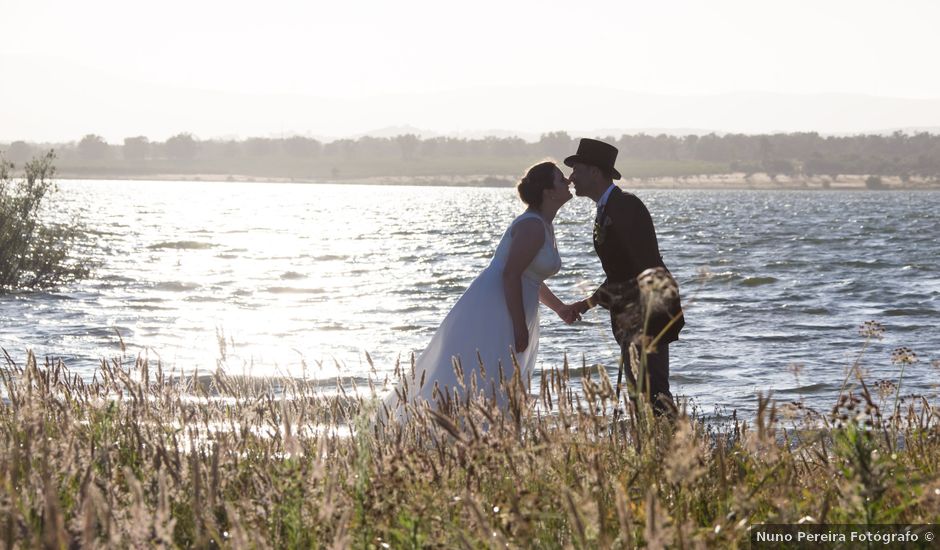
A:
540 284 582 325
538 283 564 312
502 219 545 353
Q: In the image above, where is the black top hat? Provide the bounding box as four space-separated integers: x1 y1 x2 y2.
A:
564 138 621 180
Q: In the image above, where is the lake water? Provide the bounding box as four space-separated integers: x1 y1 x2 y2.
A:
2 180 938 417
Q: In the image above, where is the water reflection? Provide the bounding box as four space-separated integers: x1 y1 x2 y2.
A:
0 181 937 416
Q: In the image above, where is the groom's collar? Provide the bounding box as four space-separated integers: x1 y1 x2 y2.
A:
597 183 617 211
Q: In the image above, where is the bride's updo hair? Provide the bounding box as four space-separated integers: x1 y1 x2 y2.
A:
517 161 557 209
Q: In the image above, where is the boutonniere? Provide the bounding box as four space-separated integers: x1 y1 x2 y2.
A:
593 216 612 245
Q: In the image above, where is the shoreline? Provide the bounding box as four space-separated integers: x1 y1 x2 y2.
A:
54 171 940 191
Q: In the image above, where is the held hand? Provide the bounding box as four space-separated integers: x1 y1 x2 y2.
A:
574 299 591 314
557 303 582 325
513 324 529 353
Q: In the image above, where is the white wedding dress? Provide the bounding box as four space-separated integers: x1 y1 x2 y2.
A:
383 211 561 421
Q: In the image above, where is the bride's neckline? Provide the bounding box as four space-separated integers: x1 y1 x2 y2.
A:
522 210 556 245
524 209 553 223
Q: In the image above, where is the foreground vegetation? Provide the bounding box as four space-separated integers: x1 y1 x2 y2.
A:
1 324 937 548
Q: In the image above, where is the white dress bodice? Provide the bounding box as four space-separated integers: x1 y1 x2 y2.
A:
487 211 561 283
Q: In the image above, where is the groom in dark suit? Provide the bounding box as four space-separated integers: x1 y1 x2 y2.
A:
567 138 684 417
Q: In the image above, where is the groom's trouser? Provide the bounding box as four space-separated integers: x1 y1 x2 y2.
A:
620 342 675 417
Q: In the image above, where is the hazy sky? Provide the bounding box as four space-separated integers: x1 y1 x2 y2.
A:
3 0 940 140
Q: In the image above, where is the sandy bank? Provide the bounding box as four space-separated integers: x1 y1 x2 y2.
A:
55 172 940 190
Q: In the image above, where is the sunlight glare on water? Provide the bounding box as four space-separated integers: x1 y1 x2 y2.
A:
2 179 938 416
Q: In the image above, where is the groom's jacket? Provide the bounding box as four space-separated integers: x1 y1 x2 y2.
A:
591 187 684 345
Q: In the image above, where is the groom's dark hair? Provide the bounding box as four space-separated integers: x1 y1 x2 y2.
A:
517 161 557 209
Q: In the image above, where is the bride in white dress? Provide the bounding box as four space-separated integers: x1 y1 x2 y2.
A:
383 161 580 421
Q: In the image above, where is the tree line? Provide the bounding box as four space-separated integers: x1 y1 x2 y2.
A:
3 131 940 179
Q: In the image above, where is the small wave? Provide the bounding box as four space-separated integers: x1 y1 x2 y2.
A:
264 286 325 295
28 292 75 301
65 326 131 338
184 295 224 303
838 259 889 269
314 254 349 261
395 305 426 313
280 271 306 280
147 240 215 250
884 308 937 317
153 281 200 292
741 276 778 287
437 282 468 292
767 260 808 268
127 303 173 311
742 333 792 342
706 271 739 282
790 324 841 333
393 288 423 295
127 296 166 303
774 382 830 395
86 228 123 236
390 324 422 331
671 373 708 384
99 274 137 283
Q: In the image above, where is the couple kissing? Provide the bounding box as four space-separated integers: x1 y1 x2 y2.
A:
382 138 685 423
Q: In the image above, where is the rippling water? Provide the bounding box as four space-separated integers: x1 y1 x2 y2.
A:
2 180 938 416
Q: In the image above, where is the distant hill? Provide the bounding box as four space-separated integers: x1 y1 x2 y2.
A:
4 130 939 186
3 58 940 142
352 127 725 142
866 126 940 136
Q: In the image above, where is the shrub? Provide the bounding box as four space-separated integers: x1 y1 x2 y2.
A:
0 150 89 292
865 175 885 189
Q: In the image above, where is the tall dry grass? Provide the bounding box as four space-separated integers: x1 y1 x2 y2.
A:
1 321 938 548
